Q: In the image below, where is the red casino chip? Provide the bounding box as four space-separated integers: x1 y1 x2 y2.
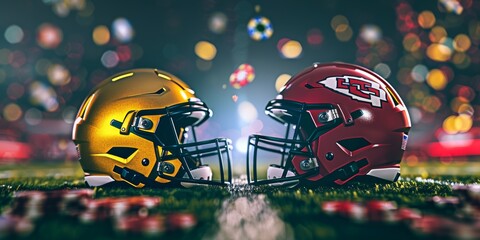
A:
167 213 197 230
229 64 255 89
322 201 366 221
115 215 166 235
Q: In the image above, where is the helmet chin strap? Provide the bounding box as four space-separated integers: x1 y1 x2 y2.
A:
181 166 213 188
267 165 299 188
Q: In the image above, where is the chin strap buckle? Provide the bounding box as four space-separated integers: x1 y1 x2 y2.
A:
113 166 145 186
331 159 368 181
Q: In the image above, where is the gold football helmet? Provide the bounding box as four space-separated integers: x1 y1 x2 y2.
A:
72 69 232 188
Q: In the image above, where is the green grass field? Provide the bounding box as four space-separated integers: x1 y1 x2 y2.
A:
0 161 479 240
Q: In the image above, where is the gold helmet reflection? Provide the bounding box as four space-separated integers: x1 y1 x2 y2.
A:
72 69 232 188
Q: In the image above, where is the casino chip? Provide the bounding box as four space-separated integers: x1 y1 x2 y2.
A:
115 215 166 235
247 16 273 41
80 196 162 223
229 64 255 89
167 213 197 230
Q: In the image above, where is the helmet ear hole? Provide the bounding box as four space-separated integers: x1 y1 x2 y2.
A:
336 138 370 152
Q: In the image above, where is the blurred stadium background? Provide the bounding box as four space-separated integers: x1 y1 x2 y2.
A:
0 0 479 176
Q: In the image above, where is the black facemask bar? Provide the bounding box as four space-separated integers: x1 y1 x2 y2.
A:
247 99 343 186
111 99 232 186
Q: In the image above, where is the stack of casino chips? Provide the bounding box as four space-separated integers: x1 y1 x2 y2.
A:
321 200 421 223
7 189 94 219
115 213 197 235
79 196 162 223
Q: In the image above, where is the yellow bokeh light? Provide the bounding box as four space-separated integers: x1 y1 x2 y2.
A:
452 52 471 69
194 41 217 61
450 97 468 113
402 33 421 52
426 43 451 62
3 103 22 122
275 74 291 92
418 11 436 29
426 69 447 90
422 96 442 113
92 25 110 45
453 34 471 52
335 26 353 42
455 114 473 133
331 15 349 30
429 26 447 43
442 115 457 134
457 103 474 116
281 40 302 58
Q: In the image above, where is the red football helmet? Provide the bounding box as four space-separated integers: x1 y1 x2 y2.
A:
246 62 411 186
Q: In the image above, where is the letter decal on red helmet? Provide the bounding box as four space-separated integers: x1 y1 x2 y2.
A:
319 76 387 107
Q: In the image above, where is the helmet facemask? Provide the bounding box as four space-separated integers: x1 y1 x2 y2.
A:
109 98 233 187
246 99 346 187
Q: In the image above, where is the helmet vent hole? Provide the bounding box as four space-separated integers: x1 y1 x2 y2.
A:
107 147 137 159
305 83 314 89
155 88 166 95
337 138 370 152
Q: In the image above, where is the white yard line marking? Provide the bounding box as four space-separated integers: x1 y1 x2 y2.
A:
211 194 293 240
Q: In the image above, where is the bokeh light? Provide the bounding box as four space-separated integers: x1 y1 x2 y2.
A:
62 106 77 124
359 25 382 44
3 103 23 122
330 15 349 30
247 16 273 41
417 11 436 29
335 24 353 42
429 26 447 43
29 81 59 112
24 108 43 126
275 74 291 92
4 25 24 44
411 64 429 82
101 50 119 68
426 43 452 62
280 40 302 59
452 52 471 69
237 101 258 124
456 86 475 102
47 64 71 86
235 136 249 154
194 41 217 61
306 28 323 46
426 69 448 90
402 33 421 52
112 18 134 43
422 96 442 113
209 12 228 34
92 25 110 45
37 23 63 49
230 64 255 89
453 34 471 52
373 63 391 79
442 115 457 134
438 0 464 15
